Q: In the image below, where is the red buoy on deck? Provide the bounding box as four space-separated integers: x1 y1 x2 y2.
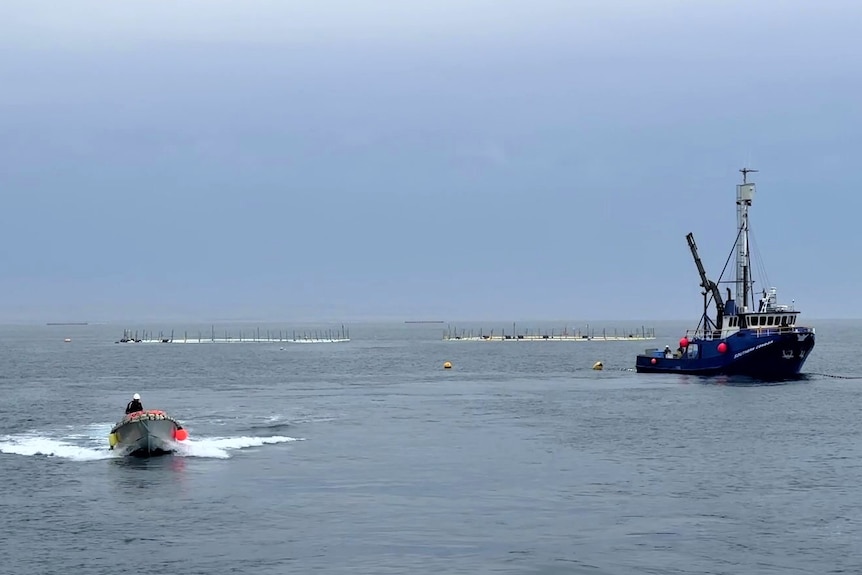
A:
717 342 728 354
679 337 688 348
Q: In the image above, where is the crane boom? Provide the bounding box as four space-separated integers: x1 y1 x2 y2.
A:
686 232 724 330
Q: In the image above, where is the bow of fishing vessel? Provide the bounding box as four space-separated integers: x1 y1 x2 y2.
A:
635 168 815 379
108 409 189 457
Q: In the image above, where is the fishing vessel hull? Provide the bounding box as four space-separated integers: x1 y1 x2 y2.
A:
108 410 187 457
636 328 815 379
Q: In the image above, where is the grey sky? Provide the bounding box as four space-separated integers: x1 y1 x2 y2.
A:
1 1 859 323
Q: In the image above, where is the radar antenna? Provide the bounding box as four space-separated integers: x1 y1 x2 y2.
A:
739 167 758 184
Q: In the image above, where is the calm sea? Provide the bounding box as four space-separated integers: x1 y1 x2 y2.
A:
1 319 861 575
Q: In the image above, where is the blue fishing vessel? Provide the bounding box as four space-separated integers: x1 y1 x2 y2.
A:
636 169 815 378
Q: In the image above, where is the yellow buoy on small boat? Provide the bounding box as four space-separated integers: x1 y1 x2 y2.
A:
592 361 604 370
443 361 452 369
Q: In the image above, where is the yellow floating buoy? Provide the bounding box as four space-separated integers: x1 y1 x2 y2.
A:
592 361 604 370
443 361 452 369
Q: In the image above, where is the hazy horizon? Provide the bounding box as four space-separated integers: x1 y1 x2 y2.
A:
9 316 861 328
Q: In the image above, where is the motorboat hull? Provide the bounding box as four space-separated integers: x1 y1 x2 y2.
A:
109 410 186 457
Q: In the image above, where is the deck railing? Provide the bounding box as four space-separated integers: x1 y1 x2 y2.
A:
684 325 815 340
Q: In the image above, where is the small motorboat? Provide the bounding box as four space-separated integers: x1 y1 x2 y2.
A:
108 409 189 457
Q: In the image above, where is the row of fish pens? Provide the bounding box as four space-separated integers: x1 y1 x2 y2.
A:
442 325 655 341
116 326 350 344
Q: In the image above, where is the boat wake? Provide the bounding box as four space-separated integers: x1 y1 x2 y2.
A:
0 434 114 461
0 422 303 461
173 435 301 459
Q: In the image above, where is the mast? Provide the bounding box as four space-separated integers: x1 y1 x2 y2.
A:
736 168 757 312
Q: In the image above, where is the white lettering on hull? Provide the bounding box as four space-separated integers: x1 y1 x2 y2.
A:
733 339 774 360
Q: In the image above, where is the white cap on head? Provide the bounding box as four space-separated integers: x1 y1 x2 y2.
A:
133 393 141 400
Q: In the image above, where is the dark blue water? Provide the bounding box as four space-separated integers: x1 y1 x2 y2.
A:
2 320 861 574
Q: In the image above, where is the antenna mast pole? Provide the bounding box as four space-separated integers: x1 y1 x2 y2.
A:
736 168 758 311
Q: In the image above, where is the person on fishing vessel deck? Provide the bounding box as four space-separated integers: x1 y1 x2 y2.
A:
125 393 143 414
664 346 674 359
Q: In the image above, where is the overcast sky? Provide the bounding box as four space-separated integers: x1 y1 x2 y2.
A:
1 1 859 324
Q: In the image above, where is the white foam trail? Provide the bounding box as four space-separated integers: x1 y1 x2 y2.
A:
175 435 302 459
0 423 302 461
0 435 114 461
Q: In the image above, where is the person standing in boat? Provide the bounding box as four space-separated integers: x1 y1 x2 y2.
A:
125 393 143 414
664 346 674 358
